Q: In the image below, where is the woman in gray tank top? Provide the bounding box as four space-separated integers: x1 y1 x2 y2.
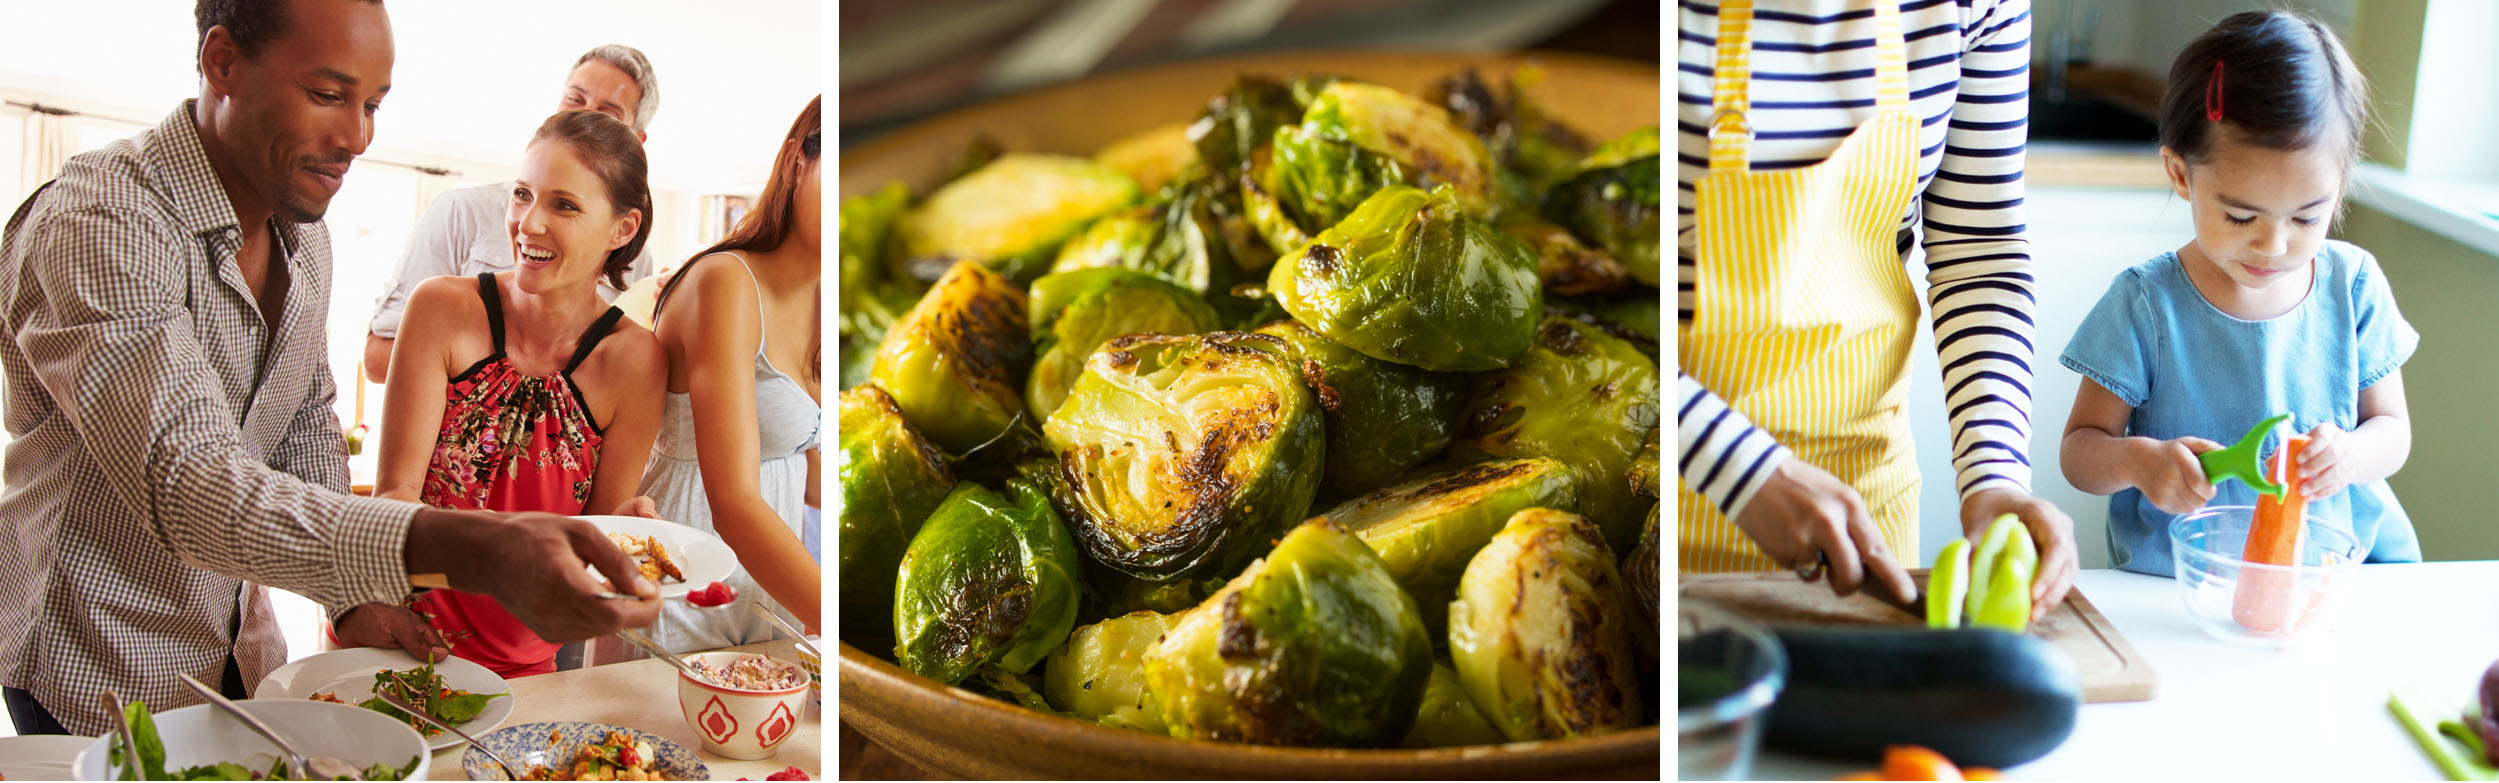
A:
639 97 823 652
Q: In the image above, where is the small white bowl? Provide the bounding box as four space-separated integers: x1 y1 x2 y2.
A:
675 651 810 760
73 699 430 781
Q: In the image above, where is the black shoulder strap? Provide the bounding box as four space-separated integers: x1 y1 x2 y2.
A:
563 307 627 374
5 179 60 241
476 273 506 355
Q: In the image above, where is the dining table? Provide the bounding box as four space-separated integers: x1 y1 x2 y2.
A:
425 637 821 781
1743 561 2499 780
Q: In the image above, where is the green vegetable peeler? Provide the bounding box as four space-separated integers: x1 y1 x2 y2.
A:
2200 413 2290 497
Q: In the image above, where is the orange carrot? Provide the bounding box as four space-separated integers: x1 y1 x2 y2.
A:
2234 435 2309 632
1881 745 1964 781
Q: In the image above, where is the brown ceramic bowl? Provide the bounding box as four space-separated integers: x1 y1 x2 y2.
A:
837 49 1662 780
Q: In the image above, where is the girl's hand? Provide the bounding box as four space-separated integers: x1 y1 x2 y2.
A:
612 495 662 519
2298 423 2354 499
2136 436 2223 514
1730 458 1917 605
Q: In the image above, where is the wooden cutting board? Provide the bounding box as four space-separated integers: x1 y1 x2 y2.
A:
1680 570 2157 703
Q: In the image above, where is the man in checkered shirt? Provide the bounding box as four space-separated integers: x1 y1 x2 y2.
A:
0 0 664 736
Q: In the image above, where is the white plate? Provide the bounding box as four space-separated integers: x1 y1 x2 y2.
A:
576 515 736 598
255 647 513 751
0 734 93 780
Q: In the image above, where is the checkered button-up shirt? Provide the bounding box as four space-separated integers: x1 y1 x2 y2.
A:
0 101 424 735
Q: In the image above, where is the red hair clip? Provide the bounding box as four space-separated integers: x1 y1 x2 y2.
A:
2206 60 2226 122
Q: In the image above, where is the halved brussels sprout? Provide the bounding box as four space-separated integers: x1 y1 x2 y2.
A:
871 260 1032 453
1145 519 1432 746
1267 185 1541 372
1627 503 1661 667
1316 457 1579 635
1451 317 1660 553
1282 81 1499 222
1049 178 1230 294
839 183 917 390
1502 213 1632 296
1094 123 1196 194
1426 65 1591 194
1042 331 1325 581
1629 427 1661 499
836 385 957 655
1043 610 1175 734
895 154 1139 284
1543 129 1661 287
1252 319 1464 498
1401 661 1508 749
893 480 1083 685
1547 293 1663 362
1240 149 1314 257
1026 268 1222 420
1449 508 1642 741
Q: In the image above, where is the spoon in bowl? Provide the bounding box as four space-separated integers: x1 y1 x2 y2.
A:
175 673 364 781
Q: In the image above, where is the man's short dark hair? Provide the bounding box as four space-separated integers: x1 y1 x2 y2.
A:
195 0 381 62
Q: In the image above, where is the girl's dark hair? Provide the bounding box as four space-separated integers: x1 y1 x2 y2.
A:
530 109 651 290
2159 10 2368 169
654 95 823 382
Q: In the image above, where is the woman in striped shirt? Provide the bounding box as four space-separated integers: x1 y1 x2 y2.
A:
1676 0 2076 617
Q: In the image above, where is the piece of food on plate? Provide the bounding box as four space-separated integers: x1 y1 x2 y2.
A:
523 729 660 781
606 531 685 584
322 661 506 738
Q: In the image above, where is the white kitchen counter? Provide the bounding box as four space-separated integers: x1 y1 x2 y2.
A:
1745 562 2497 780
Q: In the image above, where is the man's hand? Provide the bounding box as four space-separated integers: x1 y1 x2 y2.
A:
1962 487 2078 623
2134 436 2223 515
334 602 448 663
1731 458 1916 605
405 509 661 642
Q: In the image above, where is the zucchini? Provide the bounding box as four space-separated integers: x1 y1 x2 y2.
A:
1763 625 2080 768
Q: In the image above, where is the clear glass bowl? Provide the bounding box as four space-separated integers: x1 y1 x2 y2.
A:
2169 504 2364 648
1677 599 1785 780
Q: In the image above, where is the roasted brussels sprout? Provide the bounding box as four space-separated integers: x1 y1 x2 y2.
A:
839 183 918 389
1043 610 1175 734
1189 75 1302 180
1316 457 1578 634
895 154 1140 284
1267 185 1541 372
1627 502 1661 662
1629 427 1661 499
1252 319 1464 498
1271 81 1499 228
893 480 1084 685
1548 292 1663 362
1401 661 1508 748
1543 128 1661 287
1452 317 1660 552
1094 123 1197 194
1145 519 1432 746
870 260 1033 453
1026 268 1222 420
836 385 957 655
1449 508 1642 741
1042 331 1325 581
1426 65 1592 194
1503 213 1633 296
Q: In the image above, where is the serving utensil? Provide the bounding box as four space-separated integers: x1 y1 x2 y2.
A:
103 691 145 781
616 626 711 686
747 602 820 659
174 673 364 781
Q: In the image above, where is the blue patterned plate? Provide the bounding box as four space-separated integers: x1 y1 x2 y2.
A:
463 721 709 780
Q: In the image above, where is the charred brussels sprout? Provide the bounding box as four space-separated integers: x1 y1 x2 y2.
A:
1449 508 1642 741
1189 75 1302 179
838 183 917 389
871 260 1033 453
1400 661 1508 748
1049 178 1233 295
1272 81 1499 227
1252 319 1464 498
1629 428 1661 499
1042 331 1325 581
1543 128 1661 287
1452 317 1660 553
1043 610 1175 734
836 385 957 655
893 480 1083 685
1145 519 1432 746
1026 268 1222 420
1267 185 1541 372
1319 458 1579 635
1503 213 1633 297
895 154 1139 284
1627 503 1661 657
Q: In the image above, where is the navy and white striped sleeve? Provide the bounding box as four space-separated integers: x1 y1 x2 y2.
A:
1678 371 1792 519
1918 0 2037 497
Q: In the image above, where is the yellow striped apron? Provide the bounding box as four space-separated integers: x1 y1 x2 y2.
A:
1679 0 1925 572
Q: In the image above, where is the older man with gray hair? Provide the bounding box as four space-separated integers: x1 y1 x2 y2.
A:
362 44 661 382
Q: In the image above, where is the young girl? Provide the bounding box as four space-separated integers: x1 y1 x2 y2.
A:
367 110 668 675
2060 10 2419 576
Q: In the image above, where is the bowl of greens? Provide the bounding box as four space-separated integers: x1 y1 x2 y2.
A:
837 49 1661 779
73 698 428 781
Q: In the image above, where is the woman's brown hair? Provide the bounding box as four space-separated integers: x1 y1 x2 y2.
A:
654 95 822 381
530 109 652 290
